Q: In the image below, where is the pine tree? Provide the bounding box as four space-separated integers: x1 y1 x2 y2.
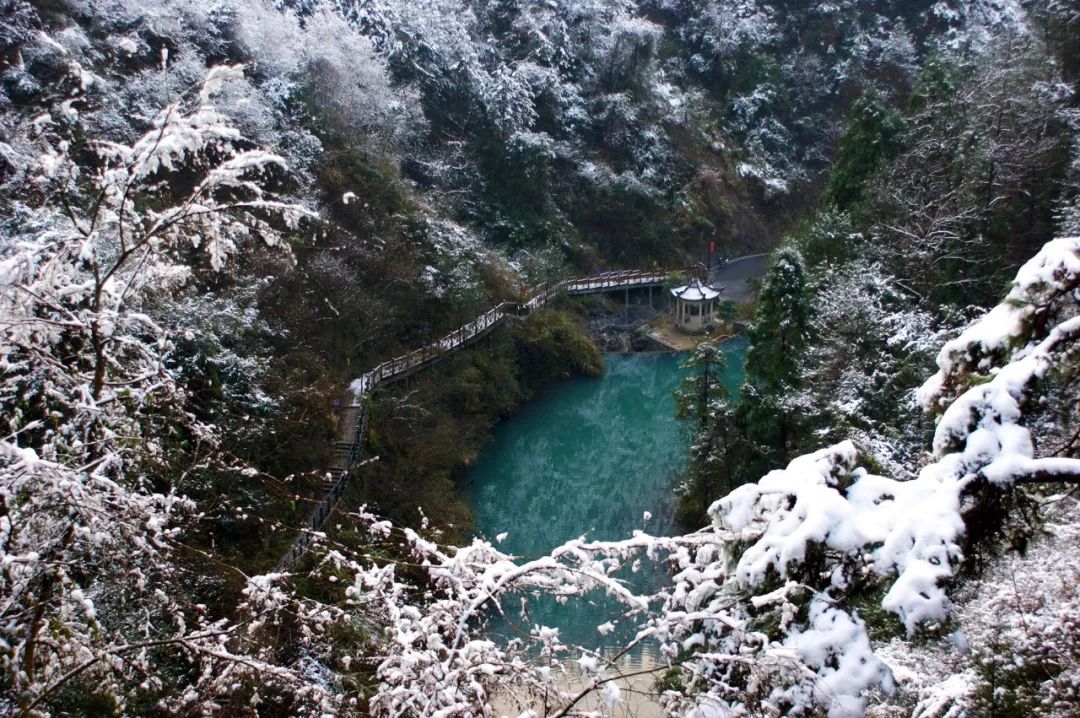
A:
676 250 815 526
736 248 811 470
744 248 810 395
675 339 730 430
674 340 734 527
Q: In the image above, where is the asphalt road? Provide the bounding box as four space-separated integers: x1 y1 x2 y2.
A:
710 253 769 303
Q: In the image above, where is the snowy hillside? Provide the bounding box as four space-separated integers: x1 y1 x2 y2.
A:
1 0 1077 716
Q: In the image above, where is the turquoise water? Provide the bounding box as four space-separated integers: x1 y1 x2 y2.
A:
463 337 748 652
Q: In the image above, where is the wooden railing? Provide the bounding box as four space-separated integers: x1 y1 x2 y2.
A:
352 301 520 395
565 269 669 294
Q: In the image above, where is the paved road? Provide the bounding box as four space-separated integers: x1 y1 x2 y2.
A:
710 253 769 303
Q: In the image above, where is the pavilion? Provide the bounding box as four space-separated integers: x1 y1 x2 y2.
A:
670 278 721 333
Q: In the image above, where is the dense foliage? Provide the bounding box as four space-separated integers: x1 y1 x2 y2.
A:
1 0 1078 716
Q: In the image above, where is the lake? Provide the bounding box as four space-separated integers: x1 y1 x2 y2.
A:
463 337 748 656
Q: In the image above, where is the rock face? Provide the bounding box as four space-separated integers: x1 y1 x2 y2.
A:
583 299 673 353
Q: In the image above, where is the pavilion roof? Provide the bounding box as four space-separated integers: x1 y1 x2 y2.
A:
670 278 720 301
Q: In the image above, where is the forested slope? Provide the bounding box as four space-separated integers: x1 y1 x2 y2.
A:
1 0 1078 716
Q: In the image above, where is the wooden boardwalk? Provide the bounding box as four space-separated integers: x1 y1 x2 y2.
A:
564 269 668 295
277 268 671 570
348 270 669 396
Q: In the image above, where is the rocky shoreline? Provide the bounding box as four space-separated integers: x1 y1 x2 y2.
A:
580 296 668 352
580 294 748 354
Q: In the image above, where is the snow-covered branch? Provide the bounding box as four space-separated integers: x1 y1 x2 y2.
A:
0 64 324 714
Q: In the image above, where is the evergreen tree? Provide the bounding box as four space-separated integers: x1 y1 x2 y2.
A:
824 90 905 211
743 248 810 394
736 248 812 473
674 340 734 527
677 249 815 527
675 339 730 429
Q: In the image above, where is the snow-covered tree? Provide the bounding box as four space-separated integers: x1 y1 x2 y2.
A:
824 90 905 211
676 339 730 429
797 259 945 476
0 63 329 714
871 33 1073 304
1 3 1076 716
